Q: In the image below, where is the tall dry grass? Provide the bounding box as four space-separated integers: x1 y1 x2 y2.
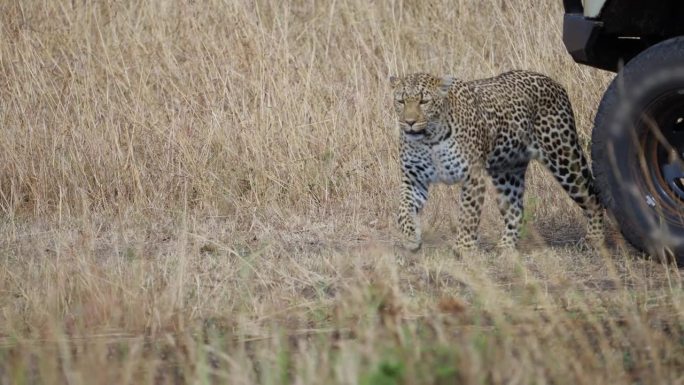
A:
0 0 682 384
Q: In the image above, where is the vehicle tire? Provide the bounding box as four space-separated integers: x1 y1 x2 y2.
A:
592 37 684 264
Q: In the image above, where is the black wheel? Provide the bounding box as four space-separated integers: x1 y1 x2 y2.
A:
592 37 684 264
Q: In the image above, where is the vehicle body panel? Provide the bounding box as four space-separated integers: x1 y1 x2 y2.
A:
583 0 607 18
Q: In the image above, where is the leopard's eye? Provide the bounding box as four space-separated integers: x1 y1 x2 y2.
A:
419 99 429 105
397 99 405 104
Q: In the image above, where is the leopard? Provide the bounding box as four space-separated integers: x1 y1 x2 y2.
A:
389 70 604 253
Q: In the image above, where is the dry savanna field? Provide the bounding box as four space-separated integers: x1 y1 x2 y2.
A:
1 1 683 384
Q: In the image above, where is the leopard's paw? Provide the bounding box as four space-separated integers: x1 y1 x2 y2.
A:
402 238 422 252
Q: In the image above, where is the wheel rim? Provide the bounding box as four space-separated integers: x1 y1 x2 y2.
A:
639 89 684 220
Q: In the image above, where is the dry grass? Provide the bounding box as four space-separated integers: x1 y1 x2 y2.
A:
0 0 682 384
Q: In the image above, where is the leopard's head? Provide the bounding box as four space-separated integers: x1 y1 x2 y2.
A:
389 73 454 140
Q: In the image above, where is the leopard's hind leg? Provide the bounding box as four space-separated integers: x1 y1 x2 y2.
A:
490 163 529 249
533 99 604 245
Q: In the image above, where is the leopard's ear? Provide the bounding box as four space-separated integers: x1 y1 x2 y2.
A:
439 75 455 97
389 75 401 88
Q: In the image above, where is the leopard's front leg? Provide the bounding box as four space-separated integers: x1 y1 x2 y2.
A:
398 166 429 251
455 164 486 253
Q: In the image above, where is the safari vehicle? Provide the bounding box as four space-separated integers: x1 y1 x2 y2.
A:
562 0 684 263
